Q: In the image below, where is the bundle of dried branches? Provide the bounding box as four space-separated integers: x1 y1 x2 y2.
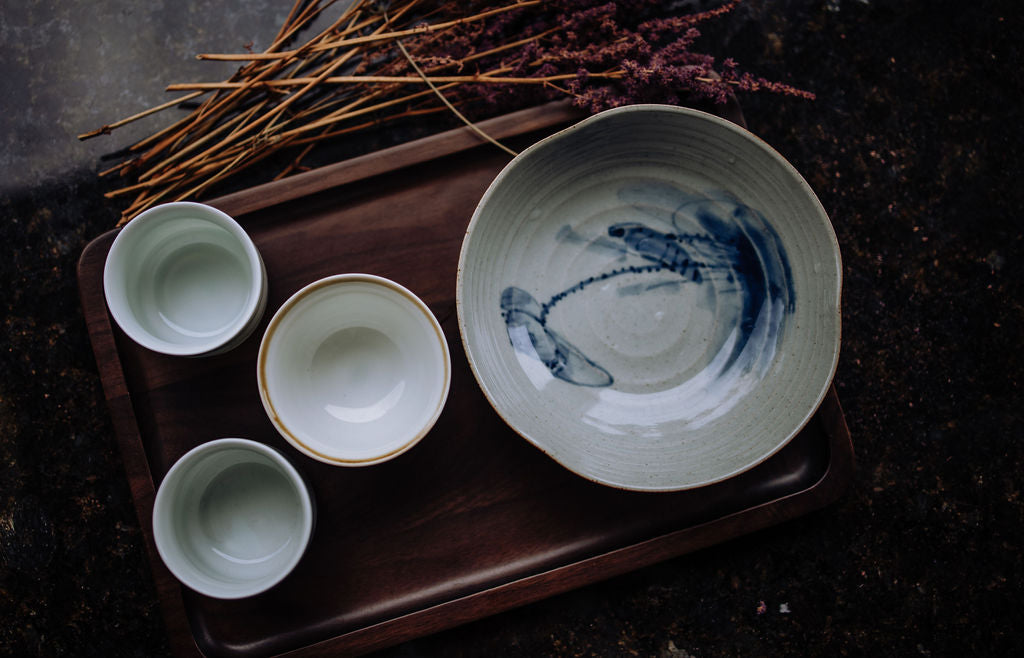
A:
81 0 812 225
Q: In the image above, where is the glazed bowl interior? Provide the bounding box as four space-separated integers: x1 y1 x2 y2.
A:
152 438 314 599
258 274 451 466
103 202 266 356
457 104 841 491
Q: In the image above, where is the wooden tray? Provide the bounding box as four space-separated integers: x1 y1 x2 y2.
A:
78 102 854 657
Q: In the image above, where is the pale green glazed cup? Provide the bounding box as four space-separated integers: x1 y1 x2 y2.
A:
103 202 267 357
152 438 315 599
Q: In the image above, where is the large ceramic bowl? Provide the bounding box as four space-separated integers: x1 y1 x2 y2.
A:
457 104 841 492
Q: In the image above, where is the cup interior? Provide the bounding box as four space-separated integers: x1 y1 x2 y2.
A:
259 275 450 465
153 439 314 599
104 203 263 355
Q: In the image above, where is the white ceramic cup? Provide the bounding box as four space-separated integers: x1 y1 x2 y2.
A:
152 438 315 599
258 274 451 466
103 202 268 356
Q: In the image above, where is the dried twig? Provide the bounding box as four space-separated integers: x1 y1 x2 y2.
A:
392 28 517 157
83 0 812 226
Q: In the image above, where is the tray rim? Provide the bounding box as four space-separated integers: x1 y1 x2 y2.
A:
77 101 854 657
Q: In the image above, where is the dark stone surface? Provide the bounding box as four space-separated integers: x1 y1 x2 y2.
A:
2 0 1021 656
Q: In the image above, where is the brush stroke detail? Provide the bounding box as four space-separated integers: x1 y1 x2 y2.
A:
501 184 795 388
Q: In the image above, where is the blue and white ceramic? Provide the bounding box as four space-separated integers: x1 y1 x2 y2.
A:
457 105 841 491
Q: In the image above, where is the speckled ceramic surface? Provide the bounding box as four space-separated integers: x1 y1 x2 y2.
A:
457 105 841 491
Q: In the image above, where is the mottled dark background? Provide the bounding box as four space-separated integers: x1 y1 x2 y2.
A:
2 0 1021 656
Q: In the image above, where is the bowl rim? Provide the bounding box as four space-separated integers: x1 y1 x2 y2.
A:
102 201 265 357
151 437 315 599
456 103 842 492
257 273 452 466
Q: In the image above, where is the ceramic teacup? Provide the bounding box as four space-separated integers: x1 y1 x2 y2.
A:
103 202 268 356
258 274 451 466
152 438 315 599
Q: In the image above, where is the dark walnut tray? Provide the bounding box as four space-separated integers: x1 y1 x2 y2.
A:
78 102 854 657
